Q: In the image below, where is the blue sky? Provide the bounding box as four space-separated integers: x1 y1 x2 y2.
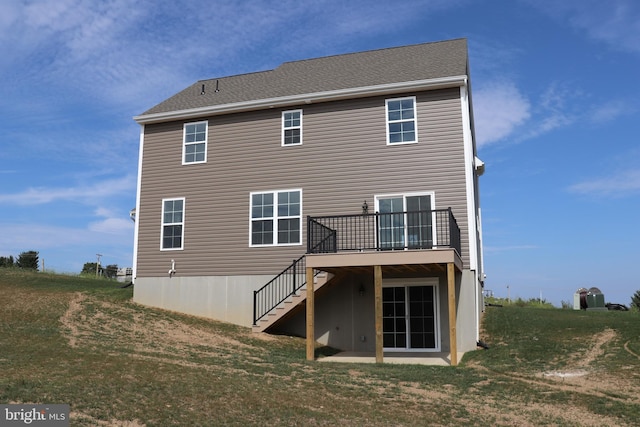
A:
1 0 638 307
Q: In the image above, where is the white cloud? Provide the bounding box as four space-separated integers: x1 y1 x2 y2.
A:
90 207 134 235
0 175 135 206
524 0 640 54
568 169 640 197
589 100 633 124
473 82 531 147
0 223 108 250
89 217 134 234
484 245 539 253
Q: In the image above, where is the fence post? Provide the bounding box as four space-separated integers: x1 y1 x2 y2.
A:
375 213 379 250
253 290 257 326
307 216 311 253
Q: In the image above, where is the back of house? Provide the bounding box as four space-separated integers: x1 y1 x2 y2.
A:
132 38 485 362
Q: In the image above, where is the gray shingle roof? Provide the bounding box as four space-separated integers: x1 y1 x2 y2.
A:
139 38 468 118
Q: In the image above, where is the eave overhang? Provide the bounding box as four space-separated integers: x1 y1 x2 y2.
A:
134 75 468 125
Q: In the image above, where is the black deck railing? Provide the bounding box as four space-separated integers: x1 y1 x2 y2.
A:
254 209 460 326
253 255 319 326
307 208 461 255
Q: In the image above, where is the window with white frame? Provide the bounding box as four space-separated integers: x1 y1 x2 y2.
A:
250 190 301 246
282 110 302 146
386 97 417 144
183 121 207 163
161 198 185 250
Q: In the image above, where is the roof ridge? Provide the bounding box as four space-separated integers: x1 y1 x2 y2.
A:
276 38 467 68
197 68 275 83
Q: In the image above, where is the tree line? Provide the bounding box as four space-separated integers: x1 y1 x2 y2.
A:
0 250 39 270
80 262 119 279
1 250 119 279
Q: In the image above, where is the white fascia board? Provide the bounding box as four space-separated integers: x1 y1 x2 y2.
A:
134 75 468 124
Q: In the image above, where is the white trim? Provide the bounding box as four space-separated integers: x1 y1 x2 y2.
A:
460 86 477 271
460 85 482 343
134 76 468 124
281 109 303 146
160 197 186 251
382 277 441 352
132 125 145 283
385 96 418 145
249 189 303 247
182 120 208 165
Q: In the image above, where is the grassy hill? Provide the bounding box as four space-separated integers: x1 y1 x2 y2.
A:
1 269 639 426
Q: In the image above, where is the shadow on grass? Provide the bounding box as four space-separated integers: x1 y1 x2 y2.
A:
315 345 342 358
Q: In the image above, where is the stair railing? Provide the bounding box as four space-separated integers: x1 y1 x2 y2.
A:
253 255 319 325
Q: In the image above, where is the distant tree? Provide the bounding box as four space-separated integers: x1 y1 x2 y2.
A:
103 264 118 279
81 262 99 276
560 300 573 310
16 251 39 271
0 255 15 268
631 290 640 311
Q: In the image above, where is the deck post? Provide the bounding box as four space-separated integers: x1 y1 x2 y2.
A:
306 266 315 361
447 263 458 366
374 265 383 363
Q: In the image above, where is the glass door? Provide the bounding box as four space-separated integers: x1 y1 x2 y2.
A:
377 194 433 250
383 285 438 350
378 197 405 249
406 195 433 249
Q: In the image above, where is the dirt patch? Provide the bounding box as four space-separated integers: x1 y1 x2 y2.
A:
59 293 86 348
70 411 145 427
59 293 269 370
533 328 630 396
624 340 640 359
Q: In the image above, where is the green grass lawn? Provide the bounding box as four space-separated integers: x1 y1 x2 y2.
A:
1 269 639 426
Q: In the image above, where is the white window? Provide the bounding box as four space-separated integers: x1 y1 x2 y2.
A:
161 198 185 250
250 190 302 246
183 121 207 164
386 97 417 145
282 110 302 146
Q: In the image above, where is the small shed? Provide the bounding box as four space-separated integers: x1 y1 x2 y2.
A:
586 287 606 310
574 287 606 310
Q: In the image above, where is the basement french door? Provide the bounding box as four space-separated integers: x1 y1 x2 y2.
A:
383 280 440 351
376 193 435 250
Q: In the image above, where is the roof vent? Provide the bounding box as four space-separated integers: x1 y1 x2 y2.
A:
215 79 220 93
200 84 205 95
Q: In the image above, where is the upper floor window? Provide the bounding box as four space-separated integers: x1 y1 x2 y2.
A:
282 110 302 146
386 97 417 145
250 189 302 246
161 198 185 250
183 121 207 164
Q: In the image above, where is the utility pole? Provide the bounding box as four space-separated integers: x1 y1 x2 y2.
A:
507 284 510 303
96 254 103 278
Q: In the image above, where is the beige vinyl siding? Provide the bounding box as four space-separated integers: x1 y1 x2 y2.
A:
136 87 469 277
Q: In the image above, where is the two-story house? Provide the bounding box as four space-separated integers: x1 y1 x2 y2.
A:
132 38 485 365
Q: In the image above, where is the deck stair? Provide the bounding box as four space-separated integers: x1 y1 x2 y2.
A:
252 255 336 333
